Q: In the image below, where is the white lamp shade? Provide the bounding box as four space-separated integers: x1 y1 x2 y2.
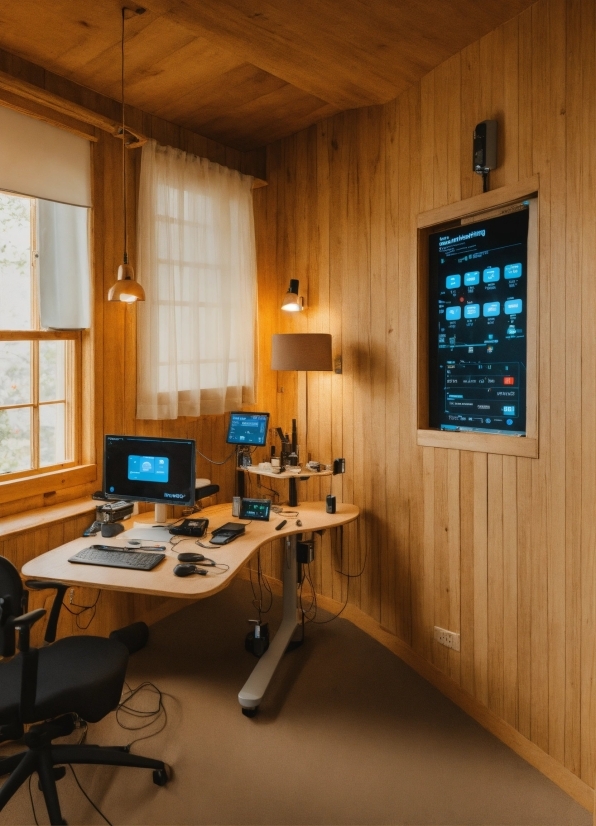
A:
271 334 332 371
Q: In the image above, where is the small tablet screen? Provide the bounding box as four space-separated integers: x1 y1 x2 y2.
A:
240 498 271 521
226 412 269 446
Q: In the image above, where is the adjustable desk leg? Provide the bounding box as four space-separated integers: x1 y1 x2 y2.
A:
238 535 299 715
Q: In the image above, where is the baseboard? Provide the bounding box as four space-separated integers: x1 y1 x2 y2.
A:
236 568 594 814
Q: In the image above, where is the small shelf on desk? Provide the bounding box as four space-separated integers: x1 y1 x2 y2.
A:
240 466 333 480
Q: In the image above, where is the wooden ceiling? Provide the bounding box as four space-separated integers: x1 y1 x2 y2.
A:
0 0 536 150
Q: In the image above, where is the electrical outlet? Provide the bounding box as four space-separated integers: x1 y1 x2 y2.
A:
434 625 461 651
69 588 75 604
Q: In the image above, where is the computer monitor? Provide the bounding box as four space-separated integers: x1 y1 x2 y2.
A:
226 412 269 446
104 435 196 523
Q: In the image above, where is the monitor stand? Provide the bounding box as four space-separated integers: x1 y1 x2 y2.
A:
154 503 168 524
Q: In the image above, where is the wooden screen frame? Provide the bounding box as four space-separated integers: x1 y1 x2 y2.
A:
416 176 539 458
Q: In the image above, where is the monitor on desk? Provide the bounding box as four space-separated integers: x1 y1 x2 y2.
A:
226 412 269 446
104 435 196 522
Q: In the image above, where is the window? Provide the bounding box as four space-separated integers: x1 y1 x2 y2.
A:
136 140 257 420
0 191 80 478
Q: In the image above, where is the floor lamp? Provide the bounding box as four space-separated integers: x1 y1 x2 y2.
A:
271 333 333 505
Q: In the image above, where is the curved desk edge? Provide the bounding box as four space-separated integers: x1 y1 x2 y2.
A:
21 502 360 600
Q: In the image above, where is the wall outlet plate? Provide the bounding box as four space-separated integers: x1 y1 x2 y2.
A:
433 625 461 651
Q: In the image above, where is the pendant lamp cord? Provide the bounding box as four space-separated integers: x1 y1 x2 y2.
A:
121 7 128 266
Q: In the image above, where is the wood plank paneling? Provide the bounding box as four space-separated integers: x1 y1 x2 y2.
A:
252 0 596 806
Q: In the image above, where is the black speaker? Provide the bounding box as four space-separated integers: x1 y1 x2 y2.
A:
473 119 498 173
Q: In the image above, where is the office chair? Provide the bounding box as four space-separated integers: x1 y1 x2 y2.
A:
0 556 169 825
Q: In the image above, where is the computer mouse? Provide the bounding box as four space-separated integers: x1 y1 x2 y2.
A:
173 563 207 577
177 552 205 563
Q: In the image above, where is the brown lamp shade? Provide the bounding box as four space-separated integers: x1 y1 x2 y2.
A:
271 333 333 371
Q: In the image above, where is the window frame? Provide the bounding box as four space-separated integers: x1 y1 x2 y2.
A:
416 176 540 458
0 189 95 507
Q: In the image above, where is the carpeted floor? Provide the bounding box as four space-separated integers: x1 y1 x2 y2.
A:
0 578 591 826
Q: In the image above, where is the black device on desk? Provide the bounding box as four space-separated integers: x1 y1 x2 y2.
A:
69 546 165 571
209 523 245 545
169 518 209 537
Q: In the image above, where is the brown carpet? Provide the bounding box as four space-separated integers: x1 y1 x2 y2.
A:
0 578 591 826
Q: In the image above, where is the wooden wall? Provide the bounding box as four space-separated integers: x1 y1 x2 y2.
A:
252 0 596 799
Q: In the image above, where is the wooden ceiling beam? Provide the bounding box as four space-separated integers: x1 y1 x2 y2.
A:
163 0 535 109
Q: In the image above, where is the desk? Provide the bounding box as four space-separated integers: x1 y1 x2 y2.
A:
22 501 359 715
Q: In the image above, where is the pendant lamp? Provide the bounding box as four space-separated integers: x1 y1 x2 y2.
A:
108 7 146 303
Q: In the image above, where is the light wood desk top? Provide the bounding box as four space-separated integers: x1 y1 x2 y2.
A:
242 465 333 480
22 501 359 600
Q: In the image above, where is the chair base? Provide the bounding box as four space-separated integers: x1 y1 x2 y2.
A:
0 737 168 825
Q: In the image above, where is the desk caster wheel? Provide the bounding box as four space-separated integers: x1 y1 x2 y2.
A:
153 767 170 786
242 706 258 718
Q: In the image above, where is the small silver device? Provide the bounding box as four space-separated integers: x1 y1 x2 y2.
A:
232 496 242 518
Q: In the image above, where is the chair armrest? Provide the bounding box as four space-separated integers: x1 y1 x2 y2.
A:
25 581 68 644
9 608 47 653
8 608 46 722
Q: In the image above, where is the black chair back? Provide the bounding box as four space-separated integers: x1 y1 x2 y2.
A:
0 556 28 657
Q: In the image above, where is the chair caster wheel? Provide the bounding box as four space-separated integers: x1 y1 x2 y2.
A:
241 706 258 718
153 767 169 786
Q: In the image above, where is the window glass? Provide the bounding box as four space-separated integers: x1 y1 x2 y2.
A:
39 340 65 402
39 403 66 466
0 341 31 405
0 192 32 329
0 407 31 474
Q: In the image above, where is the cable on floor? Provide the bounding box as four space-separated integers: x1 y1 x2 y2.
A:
116 681 169 751
28 775 38 826
68 764 113 826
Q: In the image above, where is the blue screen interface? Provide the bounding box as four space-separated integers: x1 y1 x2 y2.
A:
128 455 169 483
428 206 529 436
226 412 269 446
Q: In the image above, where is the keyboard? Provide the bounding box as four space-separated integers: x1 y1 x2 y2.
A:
69 547 165 571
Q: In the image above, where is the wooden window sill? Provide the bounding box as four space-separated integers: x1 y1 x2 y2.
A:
0 465 97 508
417 429 538 458
0 497 95 541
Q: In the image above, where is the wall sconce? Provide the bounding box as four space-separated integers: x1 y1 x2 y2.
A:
281 279 304 312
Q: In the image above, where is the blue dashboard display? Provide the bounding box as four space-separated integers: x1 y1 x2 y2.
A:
128 455 169 483
226 412 269 446
428 206 529 435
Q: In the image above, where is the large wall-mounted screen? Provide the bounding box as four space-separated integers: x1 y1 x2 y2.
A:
428 205 529 436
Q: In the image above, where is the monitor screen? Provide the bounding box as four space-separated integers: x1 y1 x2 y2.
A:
104 435 196 506
226 412 269 446
428 205 529 436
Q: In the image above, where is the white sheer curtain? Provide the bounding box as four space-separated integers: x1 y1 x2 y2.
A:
136 140 257 420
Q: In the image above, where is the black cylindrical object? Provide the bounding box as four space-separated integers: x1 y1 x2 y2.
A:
109 621 149 654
